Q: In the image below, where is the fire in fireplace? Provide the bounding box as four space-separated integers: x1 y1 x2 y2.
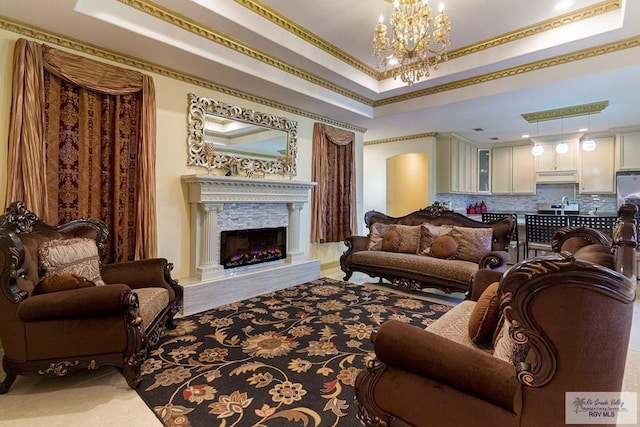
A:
220 226 286 269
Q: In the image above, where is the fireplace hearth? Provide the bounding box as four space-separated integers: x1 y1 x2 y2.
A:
220 227 286 269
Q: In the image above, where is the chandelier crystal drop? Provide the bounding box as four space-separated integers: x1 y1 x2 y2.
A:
373 0 452 86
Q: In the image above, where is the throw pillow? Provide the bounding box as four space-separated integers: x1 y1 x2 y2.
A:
493 317 528 364
468 282 501 344
33 273 95 295
574 245 614 270
449 226 493 263
39 238 105 286
417 223 453 256
381 230 401 252
430 235 458 259
369 223 421 254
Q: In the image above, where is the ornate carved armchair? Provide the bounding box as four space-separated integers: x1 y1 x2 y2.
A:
355 204 637 427
0 202 183 393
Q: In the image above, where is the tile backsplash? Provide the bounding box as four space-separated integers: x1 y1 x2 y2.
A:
437 183 617 214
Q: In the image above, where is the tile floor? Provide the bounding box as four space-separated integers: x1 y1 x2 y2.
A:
0 268 638 426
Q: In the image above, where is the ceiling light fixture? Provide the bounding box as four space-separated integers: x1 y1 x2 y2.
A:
581 113 596 151
532 120 543 156
555 116 568 154
373 0 452 86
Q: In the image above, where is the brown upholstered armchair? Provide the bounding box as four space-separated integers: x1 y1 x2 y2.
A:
355 204 637 427
0 202 182 393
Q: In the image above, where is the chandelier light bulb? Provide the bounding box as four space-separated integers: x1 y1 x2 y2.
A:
556 142 569 154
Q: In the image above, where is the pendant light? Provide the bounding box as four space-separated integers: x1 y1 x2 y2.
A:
555 116 568 154
531 120 544 156
581 113 596 151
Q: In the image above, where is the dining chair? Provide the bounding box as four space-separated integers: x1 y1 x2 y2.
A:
482 212 520 263
524 214 568 258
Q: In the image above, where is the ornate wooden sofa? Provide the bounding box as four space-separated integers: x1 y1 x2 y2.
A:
0 202 182 393
355 204 637 427
340 206 514 294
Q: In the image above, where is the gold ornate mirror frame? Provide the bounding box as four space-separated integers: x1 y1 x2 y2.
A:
187 93 297 177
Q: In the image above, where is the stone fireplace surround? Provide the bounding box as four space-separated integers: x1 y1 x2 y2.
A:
180 175 320 315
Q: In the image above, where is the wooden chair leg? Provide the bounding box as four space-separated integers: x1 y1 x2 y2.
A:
0 371 17 394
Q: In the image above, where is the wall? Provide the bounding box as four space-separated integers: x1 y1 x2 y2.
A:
386 153 428 216
0 28 364 279
363 135 437 221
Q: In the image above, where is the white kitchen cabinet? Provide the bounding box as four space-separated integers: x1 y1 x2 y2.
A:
578 137 615 194
535 140 578 182
436 135 478 194
491 145 535 194
618 131 640 170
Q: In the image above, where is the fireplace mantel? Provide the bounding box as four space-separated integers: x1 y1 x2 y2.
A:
181 175 316 279
183 175 316 204
180 175 320 315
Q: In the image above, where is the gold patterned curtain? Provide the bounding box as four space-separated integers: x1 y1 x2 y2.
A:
311 123 357 243
6 39 157 261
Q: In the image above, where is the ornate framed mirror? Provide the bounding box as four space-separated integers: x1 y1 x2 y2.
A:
187 93 297 177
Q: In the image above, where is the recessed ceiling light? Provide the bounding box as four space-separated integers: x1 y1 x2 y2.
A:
578 127 588 132
490 137 499 140
472 127 484 132
555 0 574 11
522 134 530 138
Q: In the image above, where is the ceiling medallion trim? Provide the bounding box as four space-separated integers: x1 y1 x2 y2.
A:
118 0 372 106
234 0 376 79
521 101 609 123
364 133 437 146
0 16 367 134
375 35 640 107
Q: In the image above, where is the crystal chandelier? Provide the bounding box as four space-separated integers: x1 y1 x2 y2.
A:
373 0 451 86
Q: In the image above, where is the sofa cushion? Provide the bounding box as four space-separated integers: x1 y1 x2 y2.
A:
450 226 493 263
431 235 458 259
38 238 105 286
468 282 501 344
369 223 421 254
417 224 453 256
427 300 493 354
351 251 479 286
574 244 614 269
33 273 95 295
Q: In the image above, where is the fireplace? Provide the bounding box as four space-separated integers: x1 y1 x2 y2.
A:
220 227 286 269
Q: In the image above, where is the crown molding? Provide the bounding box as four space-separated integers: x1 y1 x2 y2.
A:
0 15 367 134
118 0 373 106
364 133 437 146
234 0 620 82
234 0 376 79
521 101 609 123
375 35 640 107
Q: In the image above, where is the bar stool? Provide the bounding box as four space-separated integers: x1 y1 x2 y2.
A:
567 215 616 238
524 214 568 258
481 212 520 263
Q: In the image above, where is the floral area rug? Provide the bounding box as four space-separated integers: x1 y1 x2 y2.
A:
137 277 453 427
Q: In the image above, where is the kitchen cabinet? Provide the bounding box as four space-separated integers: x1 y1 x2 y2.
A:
617 131 640 170
535 140 578 183
491 145 535 194
436 135 478 194
478 149 490 193
578 137 615 194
